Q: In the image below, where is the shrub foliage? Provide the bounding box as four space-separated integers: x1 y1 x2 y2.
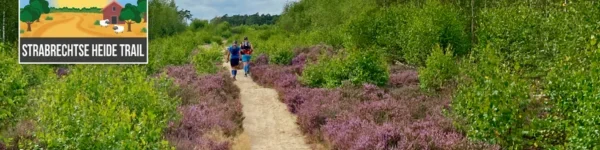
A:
418 44 458 91
33 66 178 149
302 49 389 88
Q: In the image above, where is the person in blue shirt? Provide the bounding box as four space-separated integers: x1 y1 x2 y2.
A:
226 41 242 80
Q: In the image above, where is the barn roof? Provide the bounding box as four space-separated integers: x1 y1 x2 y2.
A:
101 0 123 11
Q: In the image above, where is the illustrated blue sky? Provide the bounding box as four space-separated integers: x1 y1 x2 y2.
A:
20 0 140 8
175 0 298 20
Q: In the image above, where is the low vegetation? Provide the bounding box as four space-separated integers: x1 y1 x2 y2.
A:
32 66 178 149
418 44 458 91
2 0 241 149
3 0 600 149
49 7 102 13
231 0 600 149
164 65 242 150
250 46 496 149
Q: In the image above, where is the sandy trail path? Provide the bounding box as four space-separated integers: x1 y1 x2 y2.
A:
31 16 75 37
37 15 100 37
221 49 311 150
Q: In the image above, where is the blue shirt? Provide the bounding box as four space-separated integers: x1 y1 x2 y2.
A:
229 46 241 59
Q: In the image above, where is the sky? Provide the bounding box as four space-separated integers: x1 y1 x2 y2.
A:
19 0 296 20
20 0 139 8
175 0 298 20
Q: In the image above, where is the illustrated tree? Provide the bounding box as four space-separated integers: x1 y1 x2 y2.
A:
20 5 41 31
137 0 147 23
30 0 50 22
119 4 142 32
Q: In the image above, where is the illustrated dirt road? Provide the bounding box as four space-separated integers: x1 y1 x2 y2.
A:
222 51 311 150
22 13 146 37
34 15 104 37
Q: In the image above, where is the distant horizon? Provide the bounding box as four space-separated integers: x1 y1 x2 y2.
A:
175 0 297 20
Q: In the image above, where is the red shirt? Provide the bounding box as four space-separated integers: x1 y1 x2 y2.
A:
241 42 252 55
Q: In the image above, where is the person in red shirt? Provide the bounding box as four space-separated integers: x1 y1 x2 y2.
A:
240 37 253 77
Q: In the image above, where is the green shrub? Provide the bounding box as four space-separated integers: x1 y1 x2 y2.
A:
94 20 100 25
228 34 244 44
345 1 468 66
302 56 344 88
200 35 213 44
0 51 29 130
454 39 600 149
20 30 24 34
221 30 232 39
270 48 294 65
34 66 178 149
230 26 248 34
211 36 223 45
189 19 209 31
148 0 187 40
257 34 296 65
302 49 388 88
141 27 147 33
418 44 458 91
474 3 598 78
45 16 53 20
345 8 408 63
475 6 548 77
401 1 468 66
258 29 274 41
216 22 232 39
0 46 51 132
452 46 536 148
345 49 389 86
147 31 197 74
539 36 600 149
193 43 223 74
453 2 600 149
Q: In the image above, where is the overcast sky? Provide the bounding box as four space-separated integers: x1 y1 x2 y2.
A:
175 0 298 20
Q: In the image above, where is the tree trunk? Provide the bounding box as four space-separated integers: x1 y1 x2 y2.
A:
3 9 5 42
37 18 40 22
144 13 147 23
127 22 132 32
470 0 475 46
27 22 32 31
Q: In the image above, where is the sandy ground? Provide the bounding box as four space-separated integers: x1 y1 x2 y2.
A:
222 50 311 150
20 13 147 37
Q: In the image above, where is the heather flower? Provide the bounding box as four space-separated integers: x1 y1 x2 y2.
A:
389 70 419 87
253 54 269 66
360 83 392 101
164 65 242 149
249 45 489 149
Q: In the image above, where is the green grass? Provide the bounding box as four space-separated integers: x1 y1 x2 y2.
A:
45 16 53 20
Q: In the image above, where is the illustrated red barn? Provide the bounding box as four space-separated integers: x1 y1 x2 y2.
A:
102 0 125 24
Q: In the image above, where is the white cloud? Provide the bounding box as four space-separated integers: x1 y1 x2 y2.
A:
175 0 297 20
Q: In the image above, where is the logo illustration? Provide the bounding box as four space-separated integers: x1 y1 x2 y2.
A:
19 0 148 64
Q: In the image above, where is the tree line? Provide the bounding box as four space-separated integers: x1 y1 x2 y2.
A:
210 13 280 26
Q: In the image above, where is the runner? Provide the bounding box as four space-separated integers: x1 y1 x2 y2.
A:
241 37 253 77
226 41 242 80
